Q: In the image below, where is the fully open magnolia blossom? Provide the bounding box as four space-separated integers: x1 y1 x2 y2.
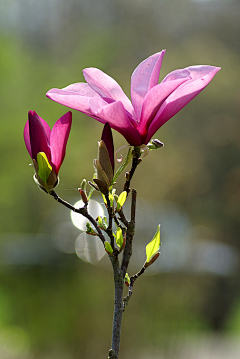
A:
46 50 220 146
24 111 72 192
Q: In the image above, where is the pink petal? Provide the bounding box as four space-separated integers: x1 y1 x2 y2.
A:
50 111 72 173
145 66 221 143
131 50 166 120
24 111 51 161
23 121 32 158
138 70 191 140
62 82 102 97
96 101 141 146
88 97 137 138
89 97 110 113
83 68 134 116
46 83 101 116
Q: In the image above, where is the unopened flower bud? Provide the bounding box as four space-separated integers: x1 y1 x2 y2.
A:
80 179 87 192
78 188 88 204
24 111 72 193
93 123 115 194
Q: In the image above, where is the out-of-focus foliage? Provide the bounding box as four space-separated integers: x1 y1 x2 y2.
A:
0 0 240 358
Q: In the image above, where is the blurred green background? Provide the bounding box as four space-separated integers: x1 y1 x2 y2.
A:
0 0 240 358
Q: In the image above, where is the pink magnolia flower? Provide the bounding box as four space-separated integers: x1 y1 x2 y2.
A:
24 111 72 191
46 51 220 146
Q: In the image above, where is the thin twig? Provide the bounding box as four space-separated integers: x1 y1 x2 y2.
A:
117 208 129 228
123 265 146 311
113 214 125 231
109 255 124 358
121 189 137 277
130 189 137 223
123 146 141 194
105 193 115 249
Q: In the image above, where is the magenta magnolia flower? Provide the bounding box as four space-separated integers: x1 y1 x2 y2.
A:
46 50 220 146
24 111 72 192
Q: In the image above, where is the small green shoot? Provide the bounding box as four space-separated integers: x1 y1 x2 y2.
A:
146 224 161 264
116 191 127 212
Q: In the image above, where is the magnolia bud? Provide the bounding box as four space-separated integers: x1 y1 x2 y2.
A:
147 139 164 150
78 188 88 204
32 154 58 193
93 140 114 194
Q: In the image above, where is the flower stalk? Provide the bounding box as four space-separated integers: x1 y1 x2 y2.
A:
124 147 142 194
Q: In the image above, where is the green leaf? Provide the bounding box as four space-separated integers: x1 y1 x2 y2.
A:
116 191 127 212
102 193 107 205
97 216 108 230
116 227 123 249
104 241 113 255
109 193 114 207
97 216 103 228
37 152 52 186
146 225 161 263
102 216 108 230
86 222 97 236
111 147 132 185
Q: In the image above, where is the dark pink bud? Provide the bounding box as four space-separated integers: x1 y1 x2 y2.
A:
101 123 114 172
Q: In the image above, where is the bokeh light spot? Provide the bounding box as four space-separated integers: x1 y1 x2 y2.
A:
75 232 106 264
70 199 104 231
0 326 30 358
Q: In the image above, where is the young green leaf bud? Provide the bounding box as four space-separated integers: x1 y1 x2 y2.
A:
152 139 164 148
80 179 87 192
97 216 108 231
116 227 123 249
124 273 130 287
144 252 160 268
78 188 88 204
145 224 161 264
86 222 98 236
105 241 114 255
147 139 164 150
116 191 127 212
